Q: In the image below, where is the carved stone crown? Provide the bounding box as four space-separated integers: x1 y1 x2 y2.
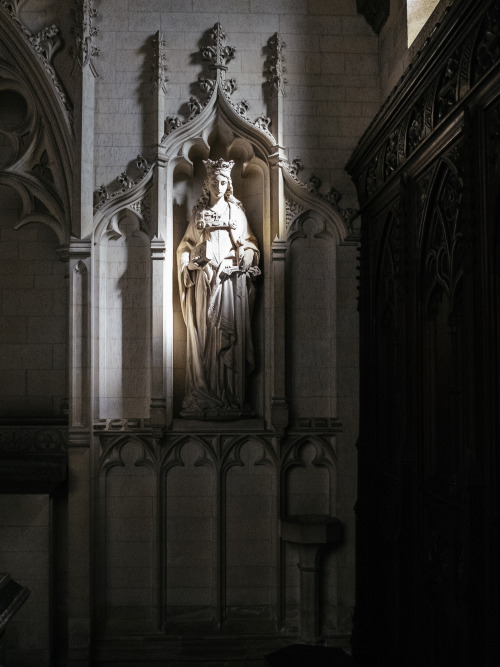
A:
203 158 234 177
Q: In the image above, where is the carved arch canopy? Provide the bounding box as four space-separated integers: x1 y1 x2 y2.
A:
157 22 350 245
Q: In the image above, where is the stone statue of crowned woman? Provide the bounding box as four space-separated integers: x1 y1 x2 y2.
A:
177 158 261 419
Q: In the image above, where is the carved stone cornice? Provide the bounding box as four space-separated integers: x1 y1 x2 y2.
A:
347 0 500 205
70 0 100 76
0 0 72 120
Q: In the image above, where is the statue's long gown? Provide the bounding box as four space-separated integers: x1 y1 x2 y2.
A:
177 201 259 418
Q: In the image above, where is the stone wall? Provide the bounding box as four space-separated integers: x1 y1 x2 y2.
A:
0 0 378 662
0 185 68 419
379 0 452 100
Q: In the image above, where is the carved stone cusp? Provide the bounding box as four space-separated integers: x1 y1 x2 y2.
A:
325 186 342 206
32 150 54 184
285 197 306 230
97 184 109 202
233 99 249 117
288 156 304 177
118 172 132 189
31 24 62 63
165 116 182 134
188 96 203 119
198 76 216 96
254 114 272 132
136 154 151 174
306 174 322 193
222 77 237 96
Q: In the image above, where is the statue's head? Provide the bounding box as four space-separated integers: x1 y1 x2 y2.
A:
203 158 235 203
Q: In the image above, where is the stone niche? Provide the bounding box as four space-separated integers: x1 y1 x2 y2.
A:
89 21 358 657
171 130 266 420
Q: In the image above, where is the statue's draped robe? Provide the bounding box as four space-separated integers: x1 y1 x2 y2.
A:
177 201 259 417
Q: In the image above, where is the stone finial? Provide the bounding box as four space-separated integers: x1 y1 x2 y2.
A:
71 0 100 76
201 22 236 71
152 31 168 93
266 32 287 96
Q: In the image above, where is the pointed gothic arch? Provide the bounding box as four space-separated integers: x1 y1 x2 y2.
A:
0 5 73 243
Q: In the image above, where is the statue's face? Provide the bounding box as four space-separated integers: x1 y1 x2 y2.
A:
208 173 229 202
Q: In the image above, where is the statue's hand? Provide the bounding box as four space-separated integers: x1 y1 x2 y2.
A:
246 266 261 278
187 260 200 271
239 248 255 270
219 267 232 280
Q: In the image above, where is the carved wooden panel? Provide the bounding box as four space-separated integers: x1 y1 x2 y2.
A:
349 3 500 663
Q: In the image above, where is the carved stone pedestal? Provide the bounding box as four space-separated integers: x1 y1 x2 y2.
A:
281 516 342 643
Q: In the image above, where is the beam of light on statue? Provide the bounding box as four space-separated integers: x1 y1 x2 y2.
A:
176 158 261 420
